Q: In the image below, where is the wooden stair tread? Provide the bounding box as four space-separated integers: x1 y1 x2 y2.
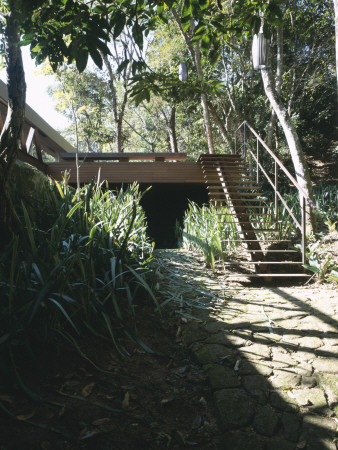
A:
209 193 265 197
222 260 302 264
244 249 298 253
224 273 309 278
199 153 305 279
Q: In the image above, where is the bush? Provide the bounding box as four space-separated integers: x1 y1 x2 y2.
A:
0 178 157 381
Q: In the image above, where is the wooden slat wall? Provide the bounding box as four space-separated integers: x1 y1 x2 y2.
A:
46 161 204 184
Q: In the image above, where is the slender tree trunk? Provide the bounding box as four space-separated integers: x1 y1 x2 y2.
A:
101 53 125 152
172 10 215 154
334 0 338 96
0 12 26 246
160 105 179 153
267 26 283 150
194 43 215 154
208 101 233 150
261 68 315 233
168 105 178 153
333 0 338 129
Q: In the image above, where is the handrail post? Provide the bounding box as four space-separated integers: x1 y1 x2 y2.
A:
249 131 253 177
243 123 246 159
274 161 279 222
235 129 237 154
256 139 259 184
301 195 306 265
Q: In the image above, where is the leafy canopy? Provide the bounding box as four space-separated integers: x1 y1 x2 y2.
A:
0 0 283 73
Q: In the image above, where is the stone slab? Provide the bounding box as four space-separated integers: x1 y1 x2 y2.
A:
213 388 255 430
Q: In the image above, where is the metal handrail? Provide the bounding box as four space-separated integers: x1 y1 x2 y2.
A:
234 121 315 265
235 121 315 208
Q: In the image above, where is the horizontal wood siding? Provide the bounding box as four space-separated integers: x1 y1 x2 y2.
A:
46 161 205 184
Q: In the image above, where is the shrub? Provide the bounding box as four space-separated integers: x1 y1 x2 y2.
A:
0 178 157 383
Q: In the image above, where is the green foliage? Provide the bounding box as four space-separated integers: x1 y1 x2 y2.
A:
19 0 111 71
179 201 240 270
0 178 156 380
301 241 338 283
130 70 224 106
275 183 338 233
48 65 116 151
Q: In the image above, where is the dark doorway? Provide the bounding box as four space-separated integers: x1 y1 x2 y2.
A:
139 183 208 248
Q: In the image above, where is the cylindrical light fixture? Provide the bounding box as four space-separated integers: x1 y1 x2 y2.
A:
252 32 268 70
179 62 188 81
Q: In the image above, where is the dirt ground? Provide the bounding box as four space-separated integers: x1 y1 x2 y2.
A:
0 297 223 450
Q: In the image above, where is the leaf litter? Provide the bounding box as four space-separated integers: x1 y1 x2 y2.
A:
0 249 223 449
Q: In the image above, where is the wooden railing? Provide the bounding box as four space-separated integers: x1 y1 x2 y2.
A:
60 152 187 162
234 121 316 265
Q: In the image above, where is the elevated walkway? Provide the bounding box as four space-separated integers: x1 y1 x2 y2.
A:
0 81 203 183
47 152 204 184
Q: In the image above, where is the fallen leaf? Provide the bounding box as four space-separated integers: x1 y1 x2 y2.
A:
160 396 174 405
92 418 111 426
79 367 93 377
297 441 307 449
16 411 35 421
199 397 207 405
79 428 99 440
0 395 14 404
234 360 240 371
58 405 66 417
82 382 95 397
191 416 203 429
122 392 130 409
176 430 186 444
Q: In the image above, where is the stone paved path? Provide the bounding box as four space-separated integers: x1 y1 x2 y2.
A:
156 249 338 450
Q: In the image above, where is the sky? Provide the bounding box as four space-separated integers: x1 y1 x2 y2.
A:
0 47 69 131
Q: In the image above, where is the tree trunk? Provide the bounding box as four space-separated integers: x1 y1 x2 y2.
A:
267 26 283 150
194 43 215 154
261 68 316 233
334 0 338 96
168 106 178 153
101 53 125 152
172 10 215 154
0 13 26 246
333 0 338 128
116 89 129 153
208 101 233 150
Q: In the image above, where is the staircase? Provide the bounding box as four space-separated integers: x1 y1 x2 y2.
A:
198 153 309 279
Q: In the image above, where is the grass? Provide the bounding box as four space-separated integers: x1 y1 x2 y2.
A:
0 178 157 389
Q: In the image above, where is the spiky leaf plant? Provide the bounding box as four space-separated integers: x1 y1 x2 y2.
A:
0 178 156 389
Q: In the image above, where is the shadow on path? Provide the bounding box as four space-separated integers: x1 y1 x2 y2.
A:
156 249 338 450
